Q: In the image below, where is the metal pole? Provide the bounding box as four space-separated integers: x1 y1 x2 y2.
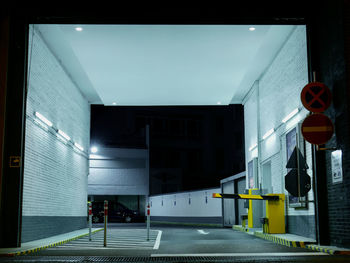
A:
88 202 92 241
104 200 108 247
146 204 150 241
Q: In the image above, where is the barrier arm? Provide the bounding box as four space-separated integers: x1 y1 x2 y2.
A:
212 193 279 201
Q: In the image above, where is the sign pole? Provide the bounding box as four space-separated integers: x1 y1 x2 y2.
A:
300 78 331 245
104 200 108 247
88 202 92 241
146 204 150 241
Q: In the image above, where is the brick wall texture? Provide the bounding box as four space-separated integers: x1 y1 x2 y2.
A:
244 26 316 238
316 0 350 248
21 25 90 241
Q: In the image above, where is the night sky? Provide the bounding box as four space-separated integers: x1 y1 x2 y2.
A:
90 105 245 195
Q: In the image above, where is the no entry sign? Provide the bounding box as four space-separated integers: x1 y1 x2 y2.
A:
301 113 334 145
301 82 332 113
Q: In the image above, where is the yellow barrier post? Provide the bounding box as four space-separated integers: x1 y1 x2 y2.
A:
213 192 286 234
266 194 285 234
247 189 255 228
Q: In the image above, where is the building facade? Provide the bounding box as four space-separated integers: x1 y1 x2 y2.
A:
1 1 350 248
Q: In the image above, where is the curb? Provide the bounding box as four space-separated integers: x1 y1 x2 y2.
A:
254 231 309 248
307 244 350 255
232 225 250 232
233 226 350 256
0 228 103 257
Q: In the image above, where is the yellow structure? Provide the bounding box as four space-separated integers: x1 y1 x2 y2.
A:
213 191 286 234
265 193 285 234
247 189 257 228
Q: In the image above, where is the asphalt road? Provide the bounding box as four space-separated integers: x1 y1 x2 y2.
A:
0 224 349 262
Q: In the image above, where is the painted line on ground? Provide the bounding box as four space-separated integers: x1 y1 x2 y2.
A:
50 246 155 250
307 244 350 255
234 226 350 255
253 231 317 248
153 230 162 250
197 229 210 235
0 228 104 257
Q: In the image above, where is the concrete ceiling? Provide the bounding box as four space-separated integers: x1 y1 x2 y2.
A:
35 24 296 105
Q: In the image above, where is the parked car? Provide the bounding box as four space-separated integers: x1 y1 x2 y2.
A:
91 201 144 223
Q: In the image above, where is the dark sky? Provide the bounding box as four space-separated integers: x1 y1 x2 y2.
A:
90 105 245 194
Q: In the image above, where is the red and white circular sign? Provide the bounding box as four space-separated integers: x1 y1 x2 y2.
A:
301 113 334 145
301 82 332 113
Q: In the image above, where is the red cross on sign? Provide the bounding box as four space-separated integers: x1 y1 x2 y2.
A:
301 113 334 145
301 82 332 113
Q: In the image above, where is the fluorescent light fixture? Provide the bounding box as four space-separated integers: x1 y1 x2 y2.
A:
282 108 299 123
249 143 258 151
75 27 83 31
34 112 53 127
91 146 98 153
262 128 275 140
74 142 84 151
249 27 256 31
57 129 71 141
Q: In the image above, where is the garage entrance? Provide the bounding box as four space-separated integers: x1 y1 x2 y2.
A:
0 10 320 255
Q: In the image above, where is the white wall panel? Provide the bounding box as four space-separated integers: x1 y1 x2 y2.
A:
243 25 313 221
23 26 90 217
149 188 221 217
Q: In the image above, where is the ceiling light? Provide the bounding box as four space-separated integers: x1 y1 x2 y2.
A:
75 27 83 32
57 129 71 141
74 142 84 151
249 143 258 151
249 27 256 31
282 108 299 123
91 146 98 153
262 128 275 140
34 112 53 127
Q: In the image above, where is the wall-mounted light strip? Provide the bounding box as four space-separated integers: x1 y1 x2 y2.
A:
262 128 275 140
74 142 84 151
34 112 53 127
57 129 71 141
282 108 299 123
32 110 87 155
249 143 258 151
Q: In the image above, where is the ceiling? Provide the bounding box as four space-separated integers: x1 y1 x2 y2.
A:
35 24 296 106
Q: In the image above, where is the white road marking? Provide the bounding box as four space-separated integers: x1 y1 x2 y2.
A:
46 228 159 250
153 230 162 249
197 230 209 235
151 252 329 257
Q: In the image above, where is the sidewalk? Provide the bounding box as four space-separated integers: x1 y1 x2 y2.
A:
233 225 350 255
0 228 103 257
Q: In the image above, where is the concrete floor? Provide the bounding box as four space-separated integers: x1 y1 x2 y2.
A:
1 224 348 262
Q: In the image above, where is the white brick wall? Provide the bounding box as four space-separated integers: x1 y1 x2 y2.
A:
244 82 259 178
243 26 315 218
22 26 90 217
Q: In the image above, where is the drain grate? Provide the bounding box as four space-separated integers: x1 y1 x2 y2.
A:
0 255 332 263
